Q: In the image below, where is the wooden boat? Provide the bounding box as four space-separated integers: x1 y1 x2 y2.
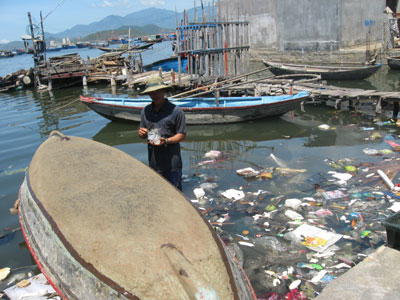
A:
263 60 382 80
143 56 188 73
46 46 62 52
75 42 89 48
88 41 109 49
98 42 155 52
80 91 309 125
0 51 15 58
18 131 257 300
388 56 400 70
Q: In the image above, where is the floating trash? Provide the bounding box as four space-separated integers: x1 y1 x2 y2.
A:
186 140 400 298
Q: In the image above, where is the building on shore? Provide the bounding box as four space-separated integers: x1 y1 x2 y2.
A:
217 0 399 51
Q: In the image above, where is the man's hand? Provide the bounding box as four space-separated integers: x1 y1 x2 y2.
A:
149 137 166 146
138 127 148 139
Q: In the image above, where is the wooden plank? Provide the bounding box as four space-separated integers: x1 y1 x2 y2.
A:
347 90 377 98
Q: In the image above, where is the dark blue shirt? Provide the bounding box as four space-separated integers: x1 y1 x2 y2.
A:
139 99 186 172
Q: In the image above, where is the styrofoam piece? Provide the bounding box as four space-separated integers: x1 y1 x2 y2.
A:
4 273 57 300
193 188 205 198
285 198 302 210
284 210 304 220
221 189 245 201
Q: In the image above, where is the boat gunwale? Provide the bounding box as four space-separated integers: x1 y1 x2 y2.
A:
264 60 382 73
21 170 142 300
18 184 70 300
81 93 309 112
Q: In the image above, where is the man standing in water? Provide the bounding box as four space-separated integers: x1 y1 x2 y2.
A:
138 75 186 190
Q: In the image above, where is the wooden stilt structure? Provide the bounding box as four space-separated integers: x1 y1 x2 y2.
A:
176 6 250 84
25 11 89 90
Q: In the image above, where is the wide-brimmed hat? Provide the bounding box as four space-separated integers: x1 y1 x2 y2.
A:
140 75 171 95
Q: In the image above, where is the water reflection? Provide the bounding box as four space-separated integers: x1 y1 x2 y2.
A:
93 116 311 145
92 104 380 152
30 88 90 137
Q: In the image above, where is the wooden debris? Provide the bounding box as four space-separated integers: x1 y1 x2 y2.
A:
0 267 11 281
0 69 33 93
16 279 30 288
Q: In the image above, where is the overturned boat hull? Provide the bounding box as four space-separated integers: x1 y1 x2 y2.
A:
19 131 256 300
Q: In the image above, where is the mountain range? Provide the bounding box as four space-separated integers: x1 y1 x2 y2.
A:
49 8 182 40
0 6 218 50
47 6 217 40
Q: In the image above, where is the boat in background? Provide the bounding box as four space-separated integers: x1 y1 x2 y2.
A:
11 49 25 56
88 41 109 49
143 56 188 72
80 91 309 124
46 46 61 52
0 51 15 58
18 131 257 300
75 42 89 48
143 35 163 43
98 42 155 52
388 56 400 70
263 60 382 80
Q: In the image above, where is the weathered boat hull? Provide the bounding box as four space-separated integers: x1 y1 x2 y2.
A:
388 56 400 70
19 131 257 300
263 61 382 80
80 92 309 125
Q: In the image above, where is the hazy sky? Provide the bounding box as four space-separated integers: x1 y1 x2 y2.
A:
0 0 196 43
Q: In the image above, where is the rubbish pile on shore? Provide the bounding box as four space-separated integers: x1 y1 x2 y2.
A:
185 125 400 299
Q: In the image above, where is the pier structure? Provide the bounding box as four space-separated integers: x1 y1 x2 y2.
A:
24 11 89 90
225 74 400 118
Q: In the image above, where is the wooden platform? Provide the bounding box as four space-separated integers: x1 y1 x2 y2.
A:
291 82 400 102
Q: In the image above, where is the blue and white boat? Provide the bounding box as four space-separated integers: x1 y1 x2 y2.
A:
80 91 309 124
143 56 188 73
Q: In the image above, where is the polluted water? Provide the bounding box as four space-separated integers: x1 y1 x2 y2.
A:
182 108 400 299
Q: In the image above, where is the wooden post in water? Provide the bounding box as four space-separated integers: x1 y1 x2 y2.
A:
170 69 175 85
111 75 116 87
47 78 52 91
176 7 249 84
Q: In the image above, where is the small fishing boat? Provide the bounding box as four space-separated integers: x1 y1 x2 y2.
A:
0 51 15 58
263 60 382 80
18 131 257 300
46 46 62 52
143 56 188 72
388 56 400 70
75 42 89 48
98 42 155 52
80 91 309 125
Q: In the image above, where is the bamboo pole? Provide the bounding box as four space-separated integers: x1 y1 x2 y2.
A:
170 67 270 98
172 75 275 100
